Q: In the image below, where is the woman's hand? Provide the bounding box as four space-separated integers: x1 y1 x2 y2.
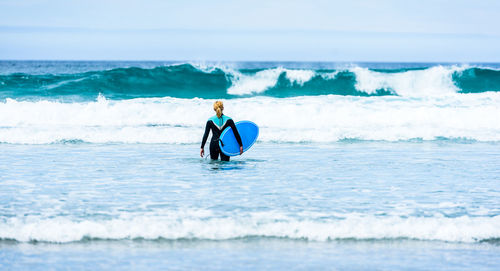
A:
239 146 243 155
200 148 204 158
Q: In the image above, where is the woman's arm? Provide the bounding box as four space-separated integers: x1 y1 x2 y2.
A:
201 121 211 149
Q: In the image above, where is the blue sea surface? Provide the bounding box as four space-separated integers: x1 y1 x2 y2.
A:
1 142 500 270
0 61 500 270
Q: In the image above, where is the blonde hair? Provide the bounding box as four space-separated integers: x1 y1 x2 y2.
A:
213 101 224 118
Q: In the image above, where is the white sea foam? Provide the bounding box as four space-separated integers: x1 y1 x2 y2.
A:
0 212 498 243
352 66 467 96
1 93 500 144
227 68 316 95
284 69 316 85
227 68 283 95
319 71 340 80
199 64 475 97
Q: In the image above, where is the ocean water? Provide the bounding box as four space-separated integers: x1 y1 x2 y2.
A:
0 61 500 270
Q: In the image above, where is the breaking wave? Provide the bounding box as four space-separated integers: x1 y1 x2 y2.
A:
0 93 500 144
1 212 498 243
1 63 500 100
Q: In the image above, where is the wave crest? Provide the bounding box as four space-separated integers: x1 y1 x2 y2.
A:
1 94 500 144
1 213 498 243
2 64 500 100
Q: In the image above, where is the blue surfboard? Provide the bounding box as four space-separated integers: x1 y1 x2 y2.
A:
219 121 259 156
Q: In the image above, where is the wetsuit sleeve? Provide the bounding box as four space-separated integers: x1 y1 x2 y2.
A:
228 119 243 147
201 121 211 149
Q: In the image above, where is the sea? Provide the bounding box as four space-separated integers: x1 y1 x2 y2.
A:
0 61 499 270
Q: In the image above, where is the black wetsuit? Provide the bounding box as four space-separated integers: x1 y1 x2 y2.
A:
201 115 242 161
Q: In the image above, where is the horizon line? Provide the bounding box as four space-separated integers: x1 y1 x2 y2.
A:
1 59 500 64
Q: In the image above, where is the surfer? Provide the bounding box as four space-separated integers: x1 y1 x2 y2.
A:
201 101 243 161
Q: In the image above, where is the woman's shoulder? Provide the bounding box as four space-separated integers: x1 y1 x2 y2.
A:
208 115 232 122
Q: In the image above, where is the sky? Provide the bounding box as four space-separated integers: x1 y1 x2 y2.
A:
1 0 500 62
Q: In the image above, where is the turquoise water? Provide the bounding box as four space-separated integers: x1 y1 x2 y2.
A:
1 61 500 101
1 61 500 270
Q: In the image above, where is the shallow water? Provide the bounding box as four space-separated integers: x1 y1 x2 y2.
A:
2 239 499 271
1 142 499 270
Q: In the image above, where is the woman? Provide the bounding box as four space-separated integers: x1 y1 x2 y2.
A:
200 101 243 161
